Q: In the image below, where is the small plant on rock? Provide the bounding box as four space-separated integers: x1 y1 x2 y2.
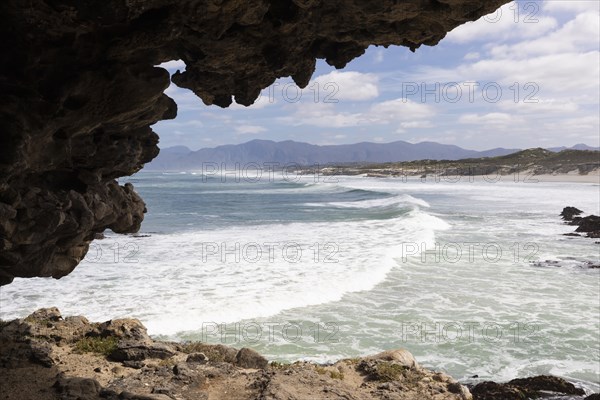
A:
74 336 118 356
375 362 406 382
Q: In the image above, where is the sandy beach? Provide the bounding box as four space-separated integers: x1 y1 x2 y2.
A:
533 170 600 184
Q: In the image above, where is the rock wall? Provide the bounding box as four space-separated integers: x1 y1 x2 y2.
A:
0 0 509 285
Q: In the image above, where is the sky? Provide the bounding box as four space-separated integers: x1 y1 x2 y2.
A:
153 0 600 151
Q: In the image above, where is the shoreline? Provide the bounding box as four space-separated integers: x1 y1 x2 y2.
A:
294 169 600 184
533 172 600 183
1 308 597 400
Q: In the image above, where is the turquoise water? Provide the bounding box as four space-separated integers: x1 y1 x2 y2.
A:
1 171 599 393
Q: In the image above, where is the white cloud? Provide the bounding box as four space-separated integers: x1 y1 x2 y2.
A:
279 98 435 129
447 2 558 44
548 115 600 131
157 59 187 72
458 112 516 125
312 71 379 101
401 11 600 103
543 0 600 13
278 103 362 128
464 52 480 61
400 121 434 129
498 99 580 114
235 125 267 135
367 99 435 124
156 5 599 150
488 12 600 59
165 120 204 128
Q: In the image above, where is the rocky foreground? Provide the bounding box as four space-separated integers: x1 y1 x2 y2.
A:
0 309 597 400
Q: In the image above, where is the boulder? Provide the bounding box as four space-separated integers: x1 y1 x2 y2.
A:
575 215 600 233
470 375 585 399
186 352 208 364
109 341 176 362
235 347 268 369
368 349 418 369
508 375 585 396
98 319 151 343
560 206 583 220
53 375 102 400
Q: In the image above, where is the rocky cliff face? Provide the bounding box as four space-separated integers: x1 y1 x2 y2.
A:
0 0 509 285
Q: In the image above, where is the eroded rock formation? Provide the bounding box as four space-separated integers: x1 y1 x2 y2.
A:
0 0 509 284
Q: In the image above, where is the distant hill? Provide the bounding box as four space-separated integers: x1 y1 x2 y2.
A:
548 144 600 152
298 148 600 177
145 140 521 170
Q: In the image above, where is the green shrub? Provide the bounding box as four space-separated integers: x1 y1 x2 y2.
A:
315 366 327 375
376 363 406 382
344 357 361 366
180 342 224 362
270 361 292 370
330 370 344 380
74 337 118 356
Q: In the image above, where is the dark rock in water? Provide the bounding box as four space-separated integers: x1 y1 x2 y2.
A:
563 233 582 237
583 262 598 269
508 376 585 396
569 217 584 226
560 208 600 239
471 375 585 400
532 259 600 270
470 381 525 399
531 260 561 268
585 394 600 400
575 215 600 233
561 207 583 221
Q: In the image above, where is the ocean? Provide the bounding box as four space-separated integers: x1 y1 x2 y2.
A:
1 170 599 392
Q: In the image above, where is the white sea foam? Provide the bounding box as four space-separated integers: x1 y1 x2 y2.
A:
0 198 444 336
305 194 430 209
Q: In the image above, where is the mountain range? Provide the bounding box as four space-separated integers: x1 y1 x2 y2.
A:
145 140 598 170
